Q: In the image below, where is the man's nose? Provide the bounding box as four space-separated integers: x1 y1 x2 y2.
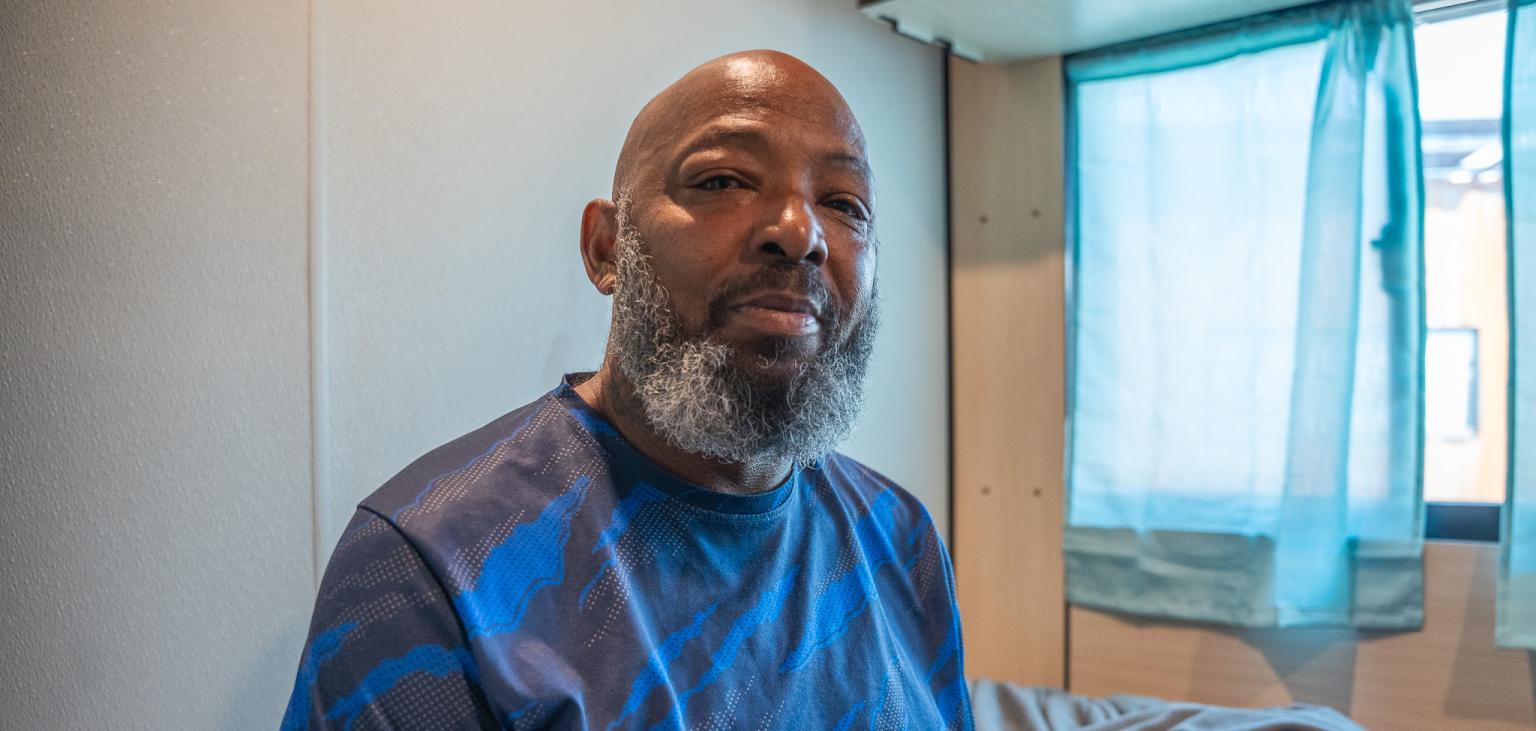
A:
755 195 827 266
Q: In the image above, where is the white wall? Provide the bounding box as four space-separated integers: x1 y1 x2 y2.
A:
0 3 314 729
1 2 947 727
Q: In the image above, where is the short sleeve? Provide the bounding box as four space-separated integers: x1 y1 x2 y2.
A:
930 532 975 730
280 510 497 730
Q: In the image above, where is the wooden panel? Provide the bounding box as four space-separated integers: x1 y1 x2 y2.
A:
950 55 1067 687
1070 542 1536 730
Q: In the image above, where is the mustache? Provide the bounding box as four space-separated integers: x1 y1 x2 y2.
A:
705 262 836 331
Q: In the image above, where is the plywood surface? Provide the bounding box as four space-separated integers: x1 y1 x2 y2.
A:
950 55 1067 688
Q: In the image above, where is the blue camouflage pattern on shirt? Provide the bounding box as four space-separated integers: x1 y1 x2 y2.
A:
282 375 972 730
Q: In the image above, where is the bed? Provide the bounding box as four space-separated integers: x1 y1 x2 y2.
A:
970 679 1364 731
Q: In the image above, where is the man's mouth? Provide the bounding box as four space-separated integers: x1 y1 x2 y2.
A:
723 292 827 337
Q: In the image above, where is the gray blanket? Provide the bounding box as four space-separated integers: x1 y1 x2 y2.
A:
970 679 1365 731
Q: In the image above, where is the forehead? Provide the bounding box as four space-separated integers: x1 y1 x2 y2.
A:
711 57 861 131
660 66 868 171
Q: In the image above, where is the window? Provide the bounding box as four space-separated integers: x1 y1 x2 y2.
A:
1415 2 1509 539
1064 1 1427 628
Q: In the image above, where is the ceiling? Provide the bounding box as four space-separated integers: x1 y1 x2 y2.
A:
859 0 1318 62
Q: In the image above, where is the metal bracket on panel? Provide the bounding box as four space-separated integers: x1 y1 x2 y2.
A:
861 0 985 62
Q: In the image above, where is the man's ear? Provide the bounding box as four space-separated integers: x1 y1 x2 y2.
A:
580 198 620 295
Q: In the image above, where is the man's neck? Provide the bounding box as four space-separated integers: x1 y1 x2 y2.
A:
572 364 794 495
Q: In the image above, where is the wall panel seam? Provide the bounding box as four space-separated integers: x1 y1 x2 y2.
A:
307 0 331 590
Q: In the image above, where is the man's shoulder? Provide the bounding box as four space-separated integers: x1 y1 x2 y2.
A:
815 451 937 534
356 388 592 531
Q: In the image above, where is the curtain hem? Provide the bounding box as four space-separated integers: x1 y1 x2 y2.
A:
1065 526 1424 630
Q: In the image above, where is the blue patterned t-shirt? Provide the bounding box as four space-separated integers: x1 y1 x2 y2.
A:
282 375 972 729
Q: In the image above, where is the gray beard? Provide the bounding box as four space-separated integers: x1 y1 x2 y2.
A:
606 206 879 468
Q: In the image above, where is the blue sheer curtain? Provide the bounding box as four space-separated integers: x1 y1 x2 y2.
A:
1065 0 1424 628
1501 0 1536 650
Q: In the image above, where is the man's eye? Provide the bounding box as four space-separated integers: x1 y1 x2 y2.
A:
698 175 745 191
825 198 869 221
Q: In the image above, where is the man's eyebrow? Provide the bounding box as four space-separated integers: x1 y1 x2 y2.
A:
823 150 872 182
675 124 872 182
675 125 773 159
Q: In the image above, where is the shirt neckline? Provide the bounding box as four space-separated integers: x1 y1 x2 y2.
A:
552 373 801 517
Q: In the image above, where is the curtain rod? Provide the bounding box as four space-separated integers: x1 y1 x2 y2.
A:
1414 0 1506 24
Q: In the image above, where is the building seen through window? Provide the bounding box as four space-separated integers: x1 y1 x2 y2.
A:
1416 3 1508 505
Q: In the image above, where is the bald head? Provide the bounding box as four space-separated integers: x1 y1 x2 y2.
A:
611 50 867 199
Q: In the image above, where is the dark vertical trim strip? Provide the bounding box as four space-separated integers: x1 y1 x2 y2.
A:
1063 601 1073 691
942 48 956 552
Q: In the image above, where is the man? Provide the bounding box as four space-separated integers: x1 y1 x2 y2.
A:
282 50 971 730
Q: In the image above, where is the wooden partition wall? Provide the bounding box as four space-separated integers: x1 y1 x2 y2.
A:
949 55 1067 688
947 54 1536 729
